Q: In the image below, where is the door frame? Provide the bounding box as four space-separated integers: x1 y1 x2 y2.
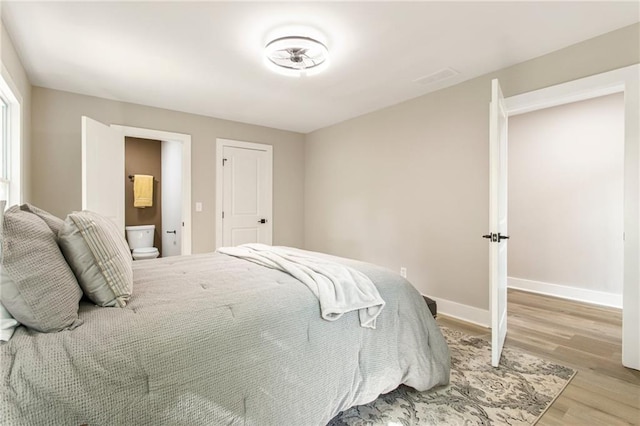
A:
502 63 639 370
112 125 192 256
215 138 273 249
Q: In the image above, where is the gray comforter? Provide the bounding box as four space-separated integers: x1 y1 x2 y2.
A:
0 250 450 425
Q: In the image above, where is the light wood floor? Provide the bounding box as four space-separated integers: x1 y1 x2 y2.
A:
436 289 640 425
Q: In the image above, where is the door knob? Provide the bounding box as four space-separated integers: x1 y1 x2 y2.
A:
482 233 508 242
258 219 268 224
166 230 176 234
483 233 498 242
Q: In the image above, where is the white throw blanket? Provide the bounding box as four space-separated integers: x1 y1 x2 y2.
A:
216 244 385 329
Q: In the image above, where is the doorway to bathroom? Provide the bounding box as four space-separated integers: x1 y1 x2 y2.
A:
117 126 192 258
82 118 192 256
125 137 185 258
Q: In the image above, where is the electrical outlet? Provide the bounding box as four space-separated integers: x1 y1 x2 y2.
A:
195 202 203 212
400 267 407 278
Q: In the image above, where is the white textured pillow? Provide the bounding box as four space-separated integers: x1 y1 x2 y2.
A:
59 211 133 307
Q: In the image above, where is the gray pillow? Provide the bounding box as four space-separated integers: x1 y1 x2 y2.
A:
20 203 64 235
59 211 133 307
0 205 83 332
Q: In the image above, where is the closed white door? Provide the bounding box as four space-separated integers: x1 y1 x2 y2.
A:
221 143 272 246
81 116 124 231
488 78 509 367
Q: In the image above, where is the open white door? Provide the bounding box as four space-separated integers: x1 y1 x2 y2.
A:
487 79 509 367
81 116 125 231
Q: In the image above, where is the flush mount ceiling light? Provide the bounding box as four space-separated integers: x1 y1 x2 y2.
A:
264 36 329 77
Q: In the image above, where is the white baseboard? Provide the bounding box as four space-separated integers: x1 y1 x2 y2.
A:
425 295 490 328
508 277 622 309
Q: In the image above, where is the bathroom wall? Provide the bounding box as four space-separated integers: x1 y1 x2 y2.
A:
124 137 162 256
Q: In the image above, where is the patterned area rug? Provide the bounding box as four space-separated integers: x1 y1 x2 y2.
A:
328 327 576 426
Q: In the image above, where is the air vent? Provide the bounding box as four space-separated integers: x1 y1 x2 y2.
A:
413 68 459 86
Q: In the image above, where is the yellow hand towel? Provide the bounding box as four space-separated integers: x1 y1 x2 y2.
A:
133 174 153 208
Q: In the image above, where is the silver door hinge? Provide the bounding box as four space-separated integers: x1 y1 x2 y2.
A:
222 211 225 219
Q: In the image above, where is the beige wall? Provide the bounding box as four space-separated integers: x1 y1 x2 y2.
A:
21 18 640 314
0 19 31 203
508 93 624 295
31 87 305 253
124 137 163 256
304 23 639 314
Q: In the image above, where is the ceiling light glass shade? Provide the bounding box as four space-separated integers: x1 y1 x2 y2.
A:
264 36 329 77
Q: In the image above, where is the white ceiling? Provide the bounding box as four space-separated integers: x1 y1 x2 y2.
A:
2 1 639 133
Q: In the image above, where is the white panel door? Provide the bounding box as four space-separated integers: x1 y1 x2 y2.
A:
489 78 509 367
222 145 272 246
81 116 124 231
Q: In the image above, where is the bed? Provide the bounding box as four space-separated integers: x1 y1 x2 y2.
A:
0 207 450 425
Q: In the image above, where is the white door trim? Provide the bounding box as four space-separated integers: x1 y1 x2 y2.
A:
503 63 640 370
215 138 273 249
111 125 192 256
